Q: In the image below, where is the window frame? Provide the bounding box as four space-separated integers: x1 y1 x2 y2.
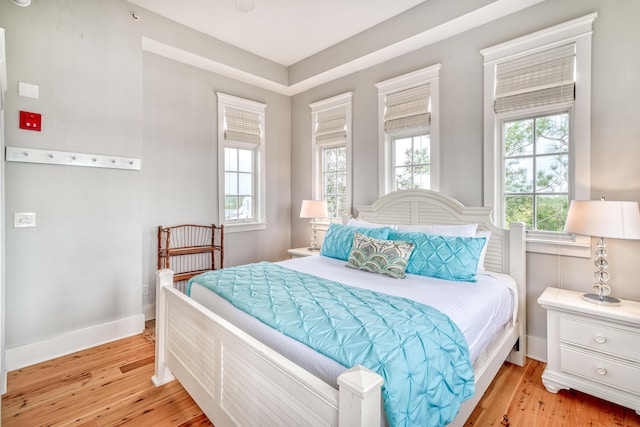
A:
217 92 267 233
376 64 441 196
310 92 353 220
481 13 597 257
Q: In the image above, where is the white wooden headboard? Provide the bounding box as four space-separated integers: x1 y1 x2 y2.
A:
355 189 527 365
355 189 517 274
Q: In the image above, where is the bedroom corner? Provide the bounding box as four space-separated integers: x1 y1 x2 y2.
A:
0 1 145 370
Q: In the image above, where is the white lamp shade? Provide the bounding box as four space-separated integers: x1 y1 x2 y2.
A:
564 200 640 239
299 200 328 219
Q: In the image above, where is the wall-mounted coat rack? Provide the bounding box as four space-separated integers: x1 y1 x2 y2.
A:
5 146 141 171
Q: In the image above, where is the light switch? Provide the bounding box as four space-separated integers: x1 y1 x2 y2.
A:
14 213 36 228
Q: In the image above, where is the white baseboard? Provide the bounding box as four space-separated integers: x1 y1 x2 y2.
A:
6 314 145 371
143 303 156 321
526 335 547 362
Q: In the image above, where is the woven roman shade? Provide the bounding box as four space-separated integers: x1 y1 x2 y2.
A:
384 84 430 133
315 106 347 145
224 107 262 145
494 43 576 113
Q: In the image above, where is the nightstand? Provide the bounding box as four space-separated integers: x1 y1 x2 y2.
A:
287 247 321 258
538 287 640 414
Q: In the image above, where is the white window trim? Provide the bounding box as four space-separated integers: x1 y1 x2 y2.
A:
481 13 597 257
310 92 353 218
376 64 441 197
217 92 267 233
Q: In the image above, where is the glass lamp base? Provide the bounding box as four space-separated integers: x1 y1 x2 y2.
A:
583 293 621 307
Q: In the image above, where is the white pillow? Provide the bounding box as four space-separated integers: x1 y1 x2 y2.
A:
476 230 492 272
346 218 393 229
395 223 478 237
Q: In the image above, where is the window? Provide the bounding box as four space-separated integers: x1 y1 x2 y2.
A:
504 112 569 232
481 13 596 255
376 64 440 195
392 134 431 190
310 92 352 219
217 92 266 232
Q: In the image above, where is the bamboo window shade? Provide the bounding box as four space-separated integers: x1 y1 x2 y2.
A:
315 106 347 144
383 83 430 133
494 43 576 113
224 107 262 145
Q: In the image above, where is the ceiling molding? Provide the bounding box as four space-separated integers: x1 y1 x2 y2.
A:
143 0 545 97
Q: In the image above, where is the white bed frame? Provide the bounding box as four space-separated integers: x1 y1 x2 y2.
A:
152 189 526 426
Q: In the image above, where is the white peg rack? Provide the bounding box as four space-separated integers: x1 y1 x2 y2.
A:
5 146 141 171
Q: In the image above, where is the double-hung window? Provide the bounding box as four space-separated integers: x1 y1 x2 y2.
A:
376 64 440 195
217 92 267 232
310 92 353 219
481 14 596 254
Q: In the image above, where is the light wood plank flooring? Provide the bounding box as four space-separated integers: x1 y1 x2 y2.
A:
3 326 639 426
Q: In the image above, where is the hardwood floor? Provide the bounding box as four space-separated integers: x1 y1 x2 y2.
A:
1 329 212 427
465 358 640 427
2 326 639 426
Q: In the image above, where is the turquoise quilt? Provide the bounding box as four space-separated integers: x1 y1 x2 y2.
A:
188 262 475 427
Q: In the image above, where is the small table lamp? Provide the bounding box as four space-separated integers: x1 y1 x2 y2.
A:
299 200 328 251
564 197 640 306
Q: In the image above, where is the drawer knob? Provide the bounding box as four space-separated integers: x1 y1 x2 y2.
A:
596 367 607 376
594 335 607 344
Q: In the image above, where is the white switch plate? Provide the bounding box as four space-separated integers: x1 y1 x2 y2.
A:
142 283 149 295
14 212 36 228
18 81 39 99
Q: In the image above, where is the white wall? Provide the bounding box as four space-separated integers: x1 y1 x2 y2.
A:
290 0 640 361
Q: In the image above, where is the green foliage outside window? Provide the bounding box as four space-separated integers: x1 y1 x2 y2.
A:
323 146 347 218
504 112 569 231
393 134 430 190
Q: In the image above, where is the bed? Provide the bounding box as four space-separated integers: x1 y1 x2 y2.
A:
152 189 526 426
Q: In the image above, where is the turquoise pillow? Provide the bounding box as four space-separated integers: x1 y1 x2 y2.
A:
321 223 391 261
346 232 415 279
390 230 487 282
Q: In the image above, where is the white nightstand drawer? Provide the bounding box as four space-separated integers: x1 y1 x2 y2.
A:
560 346 640 395
559 317 640 362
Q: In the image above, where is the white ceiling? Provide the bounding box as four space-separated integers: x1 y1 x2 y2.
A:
127 0 426 66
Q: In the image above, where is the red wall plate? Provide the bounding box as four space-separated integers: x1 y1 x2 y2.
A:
19 111 42 131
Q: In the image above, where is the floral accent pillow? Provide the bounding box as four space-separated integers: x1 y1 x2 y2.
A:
346 232 415 279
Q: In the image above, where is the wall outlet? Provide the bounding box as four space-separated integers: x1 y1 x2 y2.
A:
14 212 36 228
142 283 149 295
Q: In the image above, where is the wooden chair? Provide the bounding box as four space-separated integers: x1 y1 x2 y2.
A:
157 224 224 288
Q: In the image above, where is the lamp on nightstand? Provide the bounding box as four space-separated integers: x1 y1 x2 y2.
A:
564 197 640 306
299 200 328 251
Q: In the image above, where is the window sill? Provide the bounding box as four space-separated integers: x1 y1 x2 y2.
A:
224 222 267 233
526 234 591 258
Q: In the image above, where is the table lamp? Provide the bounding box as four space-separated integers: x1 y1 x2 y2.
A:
299 200 328 251
564 197 640 306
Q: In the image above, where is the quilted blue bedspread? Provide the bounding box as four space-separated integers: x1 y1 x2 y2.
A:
188 262 475 427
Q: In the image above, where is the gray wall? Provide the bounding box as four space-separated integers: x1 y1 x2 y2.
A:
290 0 640 356
141 52 292 310
2 0 144 348
0 0 291 354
